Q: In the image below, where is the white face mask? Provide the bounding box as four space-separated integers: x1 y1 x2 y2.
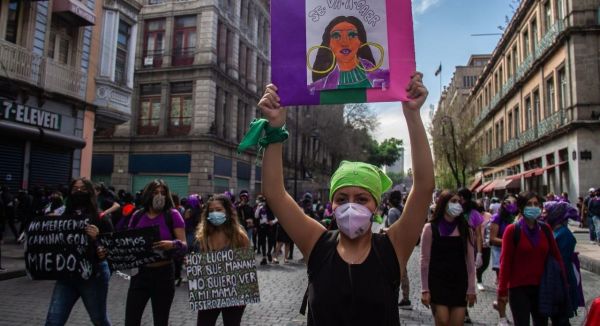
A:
446 202 463 218
152 194 166 211
334 203 373 239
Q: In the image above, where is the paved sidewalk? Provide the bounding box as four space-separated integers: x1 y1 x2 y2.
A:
0 236 26 281
569 224 600 275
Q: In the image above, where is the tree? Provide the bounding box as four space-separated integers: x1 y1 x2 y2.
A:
429 112 480 188
366 138 404 167
344 103 379 132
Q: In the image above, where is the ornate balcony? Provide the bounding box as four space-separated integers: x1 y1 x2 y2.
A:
0 40 43 86
0 40 87 102
481 110 567 165
44 59 87 100
474 21 565 130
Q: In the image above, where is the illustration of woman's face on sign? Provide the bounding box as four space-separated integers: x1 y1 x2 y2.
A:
305 0 390 91
329 21 361 66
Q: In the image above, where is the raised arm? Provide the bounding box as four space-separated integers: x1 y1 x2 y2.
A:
259 85 326 260
388 73 435 267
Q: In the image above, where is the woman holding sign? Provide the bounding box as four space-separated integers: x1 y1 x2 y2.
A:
45 178 114 326
195 194 250 325
245 72 433 325
124 179 187 326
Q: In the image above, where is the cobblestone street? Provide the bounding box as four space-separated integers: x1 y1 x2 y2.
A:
2 244 599 326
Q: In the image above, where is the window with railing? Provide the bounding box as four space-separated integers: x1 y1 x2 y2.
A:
173 16 196 66
544 1 552 33
558 67 567 110
5 0 20 44
545 76 555 118
48 16 76 66
168 82 193 135
508 112 513 139
214 87 230 139
522 29 530 59
144 19 165 68
533 90 541 124
238 42 246 83
525 96 532 129
115 20 131 86
514 106 520 137
138 84 162 135
531 19 538 54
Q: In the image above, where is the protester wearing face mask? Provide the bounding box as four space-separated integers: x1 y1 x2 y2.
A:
420 191 476 326
497 192 565 326
44 191 66 217
124 179 187 326
489 194 518 325
195 194 250 325
248 72 433 325
45 178 113 326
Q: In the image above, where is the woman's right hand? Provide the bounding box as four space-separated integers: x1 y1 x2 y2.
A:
421 291 431 308
258 84 286 128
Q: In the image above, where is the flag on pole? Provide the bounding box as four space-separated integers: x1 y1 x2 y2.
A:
434 63 442 76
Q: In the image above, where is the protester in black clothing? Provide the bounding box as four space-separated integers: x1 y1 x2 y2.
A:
236 190 256 251
95 183 121 225
255 197 276 265
15 189 34 242
1 186 17 241
44 177 114 325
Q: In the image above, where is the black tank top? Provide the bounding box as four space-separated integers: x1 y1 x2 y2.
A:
306 231 401 326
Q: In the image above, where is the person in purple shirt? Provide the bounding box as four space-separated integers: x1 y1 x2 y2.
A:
489 194 518 326
124 179 187 326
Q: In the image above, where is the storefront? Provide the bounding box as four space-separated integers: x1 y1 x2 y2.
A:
0 98 86 191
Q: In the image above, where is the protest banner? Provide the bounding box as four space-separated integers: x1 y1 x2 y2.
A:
25 215 95 280
186 248 260 311
271 0 415 105
98 226 162 271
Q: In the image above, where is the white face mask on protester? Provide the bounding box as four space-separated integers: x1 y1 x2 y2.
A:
334 203 373 239
446 202 463 218
152 194 166 211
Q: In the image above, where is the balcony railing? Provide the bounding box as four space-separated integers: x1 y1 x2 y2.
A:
44 59 86 99
0 40 87 101
0 40 43 86
474 20 565 129
481 109 567 165
172 47 195 66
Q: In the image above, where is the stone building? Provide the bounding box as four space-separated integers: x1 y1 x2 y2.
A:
466 0 600 198
92 0 341 200
0 0 95 191
432 55 491 188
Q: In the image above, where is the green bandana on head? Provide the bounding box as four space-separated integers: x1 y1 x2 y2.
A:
329 161 392 206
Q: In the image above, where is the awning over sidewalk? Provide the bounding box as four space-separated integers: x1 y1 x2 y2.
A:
482 179 501 193
475 180 493 193
469 176 482 192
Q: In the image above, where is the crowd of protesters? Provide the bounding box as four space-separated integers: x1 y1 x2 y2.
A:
1 72 600 326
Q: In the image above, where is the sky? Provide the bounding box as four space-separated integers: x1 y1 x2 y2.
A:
369 0 516 171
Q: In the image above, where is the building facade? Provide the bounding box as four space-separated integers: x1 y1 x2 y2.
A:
466 0 600 198
0 0 99 191
92 0 341 199
432 55 491 188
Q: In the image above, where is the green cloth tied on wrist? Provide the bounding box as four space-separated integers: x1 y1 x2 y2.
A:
237 119 289 160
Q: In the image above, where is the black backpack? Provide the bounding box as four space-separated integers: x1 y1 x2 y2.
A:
512 220 553 248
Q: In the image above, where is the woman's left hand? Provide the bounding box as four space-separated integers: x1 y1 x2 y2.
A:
153 241 174 251
85 225 99 240
466 294 477 307
402 72 428 111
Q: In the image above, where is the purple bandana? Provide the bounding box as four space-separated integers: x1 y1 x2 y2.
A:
518 218 541 247
439 218 459 236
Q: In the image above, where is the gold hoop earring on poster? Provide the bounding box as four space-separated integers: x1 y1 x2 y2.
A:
356 42 385 72
306 45 336 74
